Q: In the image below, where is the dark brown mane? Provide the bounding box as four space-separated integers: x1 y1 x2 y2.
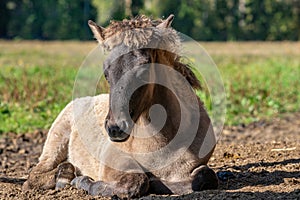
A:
174 58 202 90
149 49 201 90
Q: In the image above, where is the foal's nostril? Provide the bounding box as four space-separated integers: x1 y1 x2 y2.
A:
105 119 130 141
107 123 130 142
109 125 120 134
107 125 121 138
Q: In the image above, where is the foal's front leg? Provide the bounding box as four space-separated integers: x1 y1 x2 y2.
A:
23 102 74 190
71 172 149 198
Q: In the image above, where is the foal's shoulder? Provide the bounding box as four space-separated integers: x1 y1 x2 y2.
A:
71 94 109 107
93 94 109 115
72 94 109 115
94 93 109 103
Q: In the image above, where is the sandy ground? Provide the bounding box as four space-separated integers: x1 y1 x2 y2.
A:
0 113 299 200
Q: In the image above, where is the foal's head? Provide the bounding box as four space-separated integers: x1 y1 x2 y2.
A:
89 15 200 142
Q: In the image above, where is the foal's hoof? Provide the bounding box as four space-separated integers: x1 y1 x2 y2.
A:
71 176 94 189
191 165 219 191
71 176 111 196
55 162 76 190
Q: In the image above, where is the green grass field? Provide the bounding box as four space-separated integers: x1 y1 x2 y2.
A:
0 41 299 134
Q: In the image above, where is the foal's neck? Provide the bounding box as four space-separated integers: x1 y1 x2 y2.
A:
146 85 186 140
153 85 181 116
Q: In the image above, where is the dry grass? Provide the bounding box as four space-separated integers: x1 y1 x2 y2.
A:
201 41 300 56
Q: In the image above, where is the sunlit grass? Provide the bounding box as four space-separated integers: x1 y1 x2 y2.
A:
0 41 299 133
202 42 300 125
0 41 94 133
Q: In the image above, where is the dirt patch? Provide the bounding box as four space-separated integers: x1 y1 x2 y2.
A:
1 113 300 199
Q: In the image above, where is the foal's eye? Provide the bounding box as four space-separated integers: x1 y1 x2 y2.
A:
104 70 109 80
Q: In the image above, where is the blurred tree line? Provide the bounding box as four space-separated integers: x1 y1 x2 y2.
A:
0 0 299 41
0 0 97 40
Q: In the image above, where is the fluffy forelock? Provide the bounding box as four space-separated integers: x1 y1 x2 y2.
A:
100 15 181 53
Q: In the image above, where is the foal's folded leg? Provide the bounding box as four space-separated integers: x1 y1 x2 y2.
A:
71 173 149 198
22 166 58 190
55 162 76 190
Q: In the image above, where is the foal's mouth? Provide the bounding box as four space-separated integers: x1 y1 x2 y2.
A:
109 133 130 142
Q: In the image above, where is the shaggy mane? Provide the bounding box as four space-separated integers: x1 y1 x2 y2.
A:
103 15 162 39
100 15 181 52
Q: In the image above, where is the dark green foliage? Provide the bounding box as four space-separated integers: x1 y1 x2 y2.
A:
156 0 300 41
2 0 97 40
0 0 299 40
0 0 10 38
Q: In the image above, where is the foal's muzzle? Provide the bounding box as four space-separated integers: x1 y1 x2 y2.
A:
105 120 130 142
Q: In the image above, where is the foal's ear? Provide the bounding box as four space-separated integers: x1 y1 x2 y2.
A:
88 20 105 42
157 14 174 28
